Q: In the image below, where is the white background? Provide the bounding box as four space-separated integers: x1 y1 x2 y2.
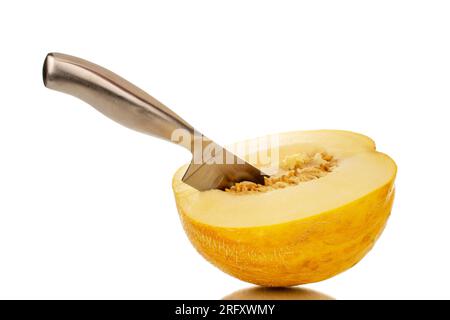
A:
0 0 449 299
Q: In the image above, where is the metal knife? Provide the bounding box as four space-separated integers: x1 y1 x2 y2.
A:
42 53 266 191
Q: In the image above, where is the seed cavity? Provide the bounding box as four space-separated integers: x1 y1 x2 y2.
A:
225 152 337 194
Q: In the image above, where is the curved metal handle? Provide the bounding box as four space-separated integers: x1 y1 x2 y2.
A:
43 52 196 150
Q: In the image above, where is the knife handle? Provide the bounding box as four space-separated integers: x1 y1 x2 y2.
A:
43 52 196 150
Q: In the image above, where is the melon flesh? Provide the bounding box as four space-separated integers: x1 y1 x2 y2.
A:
172 130 396 286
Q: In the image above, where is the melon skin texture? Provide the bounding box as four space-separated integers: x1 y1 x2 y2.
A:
172 130 396 287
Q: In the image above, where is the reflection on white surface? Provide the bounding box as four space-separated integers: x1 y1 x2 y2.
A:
223 286 334 300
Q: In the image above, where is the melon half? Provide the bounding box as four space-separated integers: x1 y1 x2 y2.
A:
172 130 396 286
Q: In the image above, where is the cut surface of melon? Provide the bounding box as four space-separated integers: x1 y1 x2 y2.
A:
172 130 396 286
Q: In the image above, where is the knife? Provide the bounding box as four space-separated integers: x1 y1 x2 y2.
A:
42 53 266 191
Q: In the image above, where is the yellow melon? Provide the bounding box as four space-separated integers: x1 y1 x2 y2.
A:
172 130 396 286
